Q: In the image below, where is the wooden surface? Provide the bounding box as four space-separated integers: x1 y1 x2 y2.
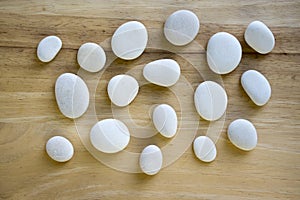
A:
1 0 300 199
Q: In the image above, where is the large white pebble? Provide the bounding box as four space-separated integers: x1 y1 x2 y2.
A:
152 104 177 138
90 119 130 153
207 32 242 74
194 81 228 121
241 70 271 106
111 21 148 60
139 145 163 175
245 21 275 54
77 42 106 72
143 59 180 87
46 136 74 162
227 119 257 151
164 10 200 46
107 74 139 107
193 136 217 162
37 36 62 62
55 73 89 119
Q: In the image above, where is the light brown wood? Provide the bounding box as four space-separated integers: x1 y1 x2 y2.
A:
0 0 299 199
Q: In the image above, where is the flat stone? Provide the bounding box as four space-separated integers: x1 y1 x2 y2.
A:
193 136 217 162
37 36 62 62
46 136 74 162
139 145 163 175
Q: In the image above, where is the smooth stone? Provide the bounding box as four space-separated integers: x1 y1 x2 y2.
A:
241 70 271 106
55 73 89 119
143 59 180 87
107 74 139 107
193 136 217 162
46 136 74 162
207 32 242 74
152 104 177 138
194 81 228 121
228 119 257 151
111 21 148 60
164 10 200 46
90 119 130 153
37 36 62 62
77 42 106 72
244 21 275 54
139 145 163 175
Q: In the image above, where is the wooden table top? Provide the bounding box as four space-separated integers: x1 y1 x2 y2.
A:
1 0 299 199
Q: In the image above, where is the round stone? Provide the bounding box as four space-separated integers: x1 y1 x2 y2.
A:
164 10 200 46
139 145 163 175
77 42 106 72
193 136 217 162
46 136 74 162
207 32 242 74
37 35 62 62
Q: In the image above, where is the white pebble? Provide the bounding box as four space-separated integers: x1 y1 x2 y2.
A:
107 74 139 107
77 42 106 72
46 136 74 162
111 21 148 60
227 119 257 151
244 21 275 54
139 145 163 175
143 59 180 87
90 119 130 153
194 81 228 121
164 10 200 46
55 73 89 119
193 136 217 162
152 104 177 138
241 70 271 106
207 32 242 74
37 36 62 62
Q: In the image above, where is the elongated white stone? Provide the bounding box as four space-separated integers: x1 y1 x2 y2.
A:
46 136 74 162
111 21 148 60
77 42 106 72
227 119 257 151
193 136 217 162
37 36 62 62
143 59 180 87
90 119 130 153
241 70 271 106
139 145 163 175
55 73 89 119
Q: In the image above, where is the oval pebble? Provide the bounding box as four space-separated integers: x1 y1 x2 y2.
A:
228 119 257 151
111 21 148 60
46 136 74 162
107 74 139 107
207 32 242 74
90 119 130 153
244 21 275 54
55 73 89 119
193 136 217 162
37 35 62 62
139 145 163 175
77 42 106 72
241 70 271 106
152 104 177 138
194 81 228 121
164 10 200 46
143 59 180 87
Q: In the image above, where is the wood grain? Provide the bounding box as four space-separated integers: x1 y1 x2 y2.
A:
0 0 299 199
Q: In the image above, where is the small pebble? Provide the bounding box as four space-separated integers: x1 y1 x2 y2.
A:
207 32 242 74
241 70 271 106
107 74 139 107
139 145 163 175
55 73 89 119
77 42 106 72
90 119 130 153
37 35 62 62
143 59 180 87
227 119 257 151
152 104 177 138
164 10 200 46
111 21 148 60
244 21 275 54
194 81 228 121
193 136 217 162
46 136 74 162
